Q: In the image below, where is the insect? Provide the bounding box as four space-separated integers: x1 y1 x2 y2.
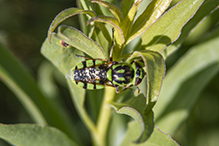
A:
66 34 145 93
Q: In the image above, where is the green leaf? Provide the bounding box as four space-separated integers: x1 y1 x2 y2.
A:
41 34 96 135
111 94 154 143
141 0 205 53
110 50 165 143
127 0 172 45
95 22 112 44
163 0 219 57
56 25 106 59
87 16 125 46
154 28 219 135
92 0 124 22
88 15 120 25
48 7 96 42
121 121 179 146
77 1 93 35
0 43 76 140
120 0 142 41
121 0 135 17
41 33 84 74
78 0 93 10
0 124 77 146
92 27 110 56
127 50 166 106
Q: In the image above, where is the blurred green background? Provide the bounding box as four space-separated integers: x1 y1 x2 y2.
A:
0 0 85 145
0 0 219 146
0 0 78 121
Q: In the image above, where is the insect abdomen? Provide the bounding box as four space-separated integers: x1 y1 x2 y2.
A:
72 60 107 90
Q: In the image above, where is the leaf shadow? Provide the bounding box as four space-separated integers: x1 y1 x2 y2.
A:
141 35 172 51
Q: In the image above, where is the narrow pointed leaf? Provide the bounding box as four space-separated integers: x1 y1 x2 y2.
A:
48 8 96 42
121 0 135 17
127 0 172 44
87 15 119 25
121 121 179 146
87 16 125 45
0 124 77 146
111 94 154 143
56 25 106 59
77 1 94 35
163 0 219 57
95 22 112 43
92 27 110 56
78 0 92 10
141 0 205 53
154 29 219 135
92 0 123 22
120 0 142 40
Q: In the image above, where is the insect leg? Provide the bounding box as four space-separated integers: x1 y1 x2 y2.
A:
105 80 121 93
130 59 144 66
75 55 107 61
75 55 93 60
120 85 141 93
115 86 120 93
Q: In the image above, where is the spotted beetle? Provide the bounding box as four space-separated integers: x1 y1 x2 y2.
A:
66 32 145 93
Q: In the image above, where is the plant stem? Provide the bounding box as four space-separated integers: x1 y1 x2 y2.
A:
93 87 116 146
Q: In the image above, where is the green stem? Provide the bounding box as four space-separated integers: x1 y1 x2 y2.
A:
93 87 116 146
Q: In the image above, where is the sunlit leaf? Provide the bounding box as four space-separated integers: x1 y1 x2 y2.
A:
163 0 219 57
127 0 172 45
41 34 96 136
121 0 135 17
154 28 219 135
127 50 165 105
87 16 125 46
41 33 83 74
56 25 106 59
77 1 94 35
0 124 77 146
92 0 124 22
141 0 204 53
87 15 119 25
95 22 112 44
111 94 154 143
121 121 179 146
41 33 86 115
120 0 142 40
110 50 165 143
91 27 110 56
48 8 96 42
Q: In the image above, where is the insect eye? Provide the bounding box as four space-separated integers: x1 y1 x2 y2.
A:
136 70 140 75
135 77 142 85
